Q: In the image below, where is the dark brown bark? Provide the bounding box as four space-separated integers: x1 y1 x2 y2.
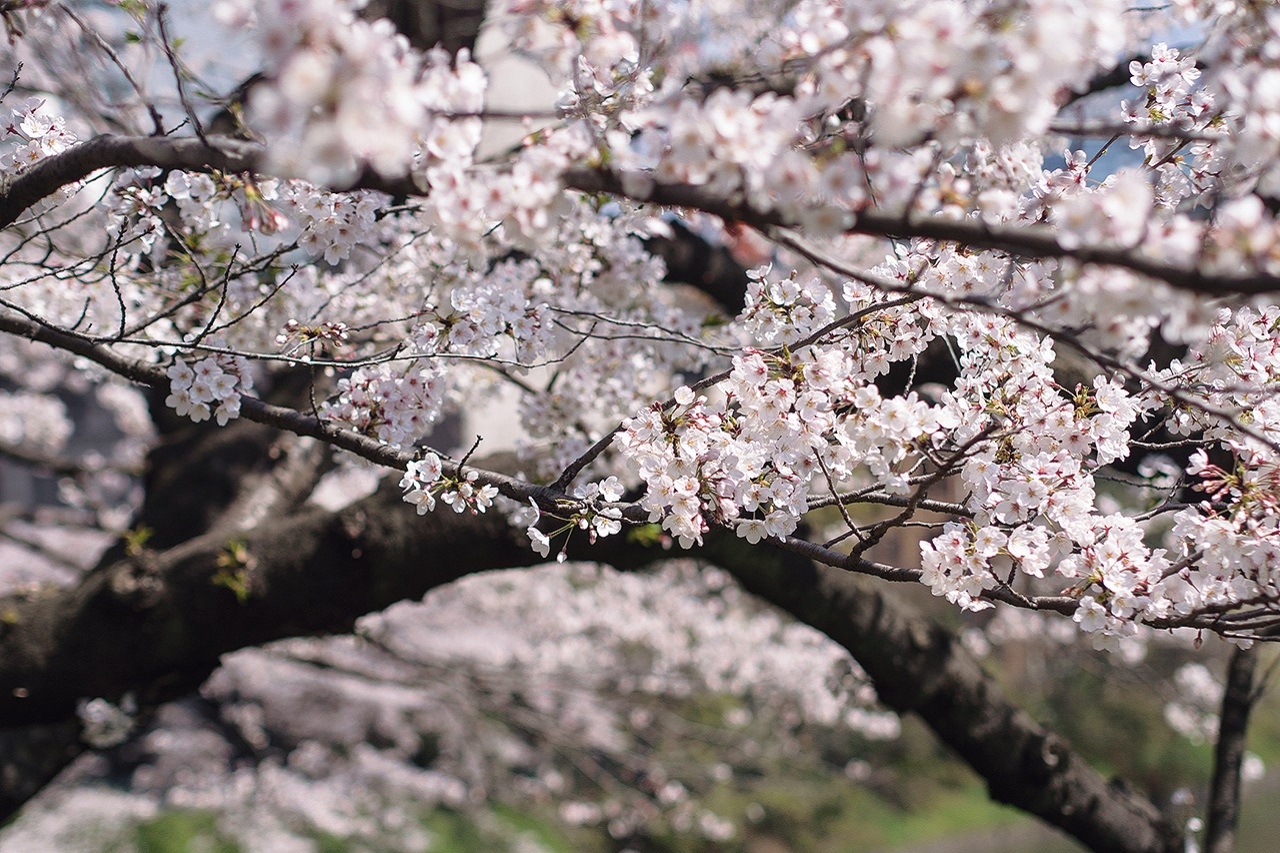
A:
10 137 1280 299
0 720 83 823
702 534 1185 853
0 134 428 230
564 168 1280 298
11 134 1280 300
643 219 750 313
0 482 534 820
0 492 1190 853
1204 645 1259 853
0 483 533 729
361 0 487 54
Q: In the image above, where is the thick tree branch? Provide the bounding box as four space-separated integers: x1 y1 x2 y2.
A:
704 535 1185 853
0 134 418 230
0 482 533 820
10 138 1277 302
1 136 257 229
10 138 1280 302
1204 644 1259 853
361 0 486 53
1 393 349 816
643 219 751 313
0 450 673 821
565 169 1280 297
0 483 533 730
0 454 1186 853
0 501 1188 853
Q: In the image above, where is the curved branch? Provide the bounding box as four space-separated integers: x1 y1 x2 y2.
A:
0 484 530 730
564 168 1280 297
1 136 257 229
0 483 535 820
0 134 420 230
12 142 1278 302
0 493 1185 853
0 466 682 821
702 533 1185 853
0 310 563 507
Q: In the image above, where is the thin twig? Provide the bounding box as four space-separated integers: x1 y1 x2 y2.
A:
156 3 207 144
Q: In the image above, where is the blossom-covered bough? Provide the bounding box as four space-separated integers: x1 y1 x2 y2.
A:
3 0 1280 850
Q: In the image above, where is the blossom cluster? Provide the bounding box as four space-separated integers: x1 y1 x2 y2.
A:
275 318 350 353
103 171 171 258
917 317 1156 627
419 122 592 256
399 451 499 515
279 183 385 265
522 477 626 559
740 266 837 346
162 170 224 236
608 277 1191 646
1200 3 1280 198
103 168 282 265
165 353 253 426
1126 45 1209 130
1163 663 1223 743
217 0 486 185
17 0 1280 655
76 695 135 749
407 258 555 361
321 363 448 450
793 0 1133 147
615 294 950 551
0 96 74 182
1129 306 1280 629
1052 170 1154 251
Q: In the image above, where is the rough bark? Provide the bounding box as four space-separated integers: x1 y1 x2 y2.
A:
702 535 1186 853
1204 645 1259 853
0 720 83 824
0 507 1191 853
0 5 1205 838
0 483 531 819
0 483 533 730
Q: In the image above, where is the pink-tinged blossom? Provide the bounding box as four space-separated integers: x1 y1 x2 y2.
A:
15 0 1280 655
165 354 253 427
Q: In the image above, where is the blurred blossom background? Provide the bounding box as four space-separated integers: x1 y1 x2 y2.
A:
1 2 1279 853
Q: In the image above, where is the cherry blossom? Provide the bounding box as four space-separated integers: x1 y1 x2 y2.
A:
4 0 1280 745
11 0 1280 849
